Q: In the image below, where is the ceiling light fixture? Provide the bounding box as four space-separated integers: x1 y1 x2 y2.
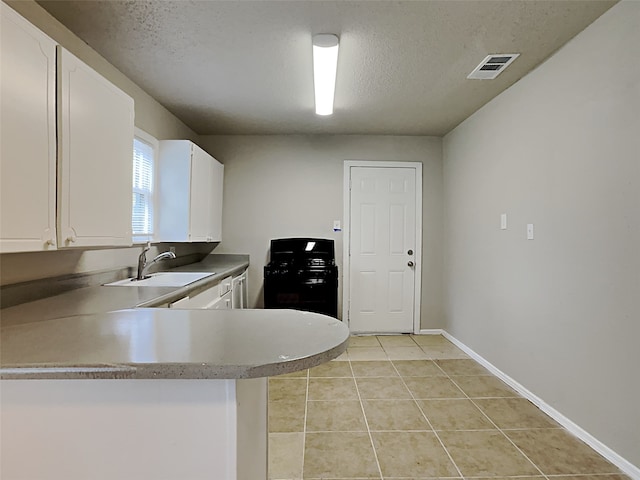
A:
312 34 339 116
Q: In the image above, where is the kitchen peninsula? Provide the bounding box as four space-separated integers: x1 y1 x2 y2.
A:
1 308 349 480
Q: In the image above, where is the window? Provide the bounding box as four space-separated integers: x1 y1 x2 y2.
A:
132 128 158 242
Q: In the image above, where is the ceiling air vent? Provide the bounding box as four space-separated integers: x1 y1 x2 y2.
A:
467 53 520 80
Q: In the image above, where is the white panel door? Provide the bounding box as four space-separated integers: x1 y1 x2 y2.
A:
0 4 57 252
349 167 417 333
57 47 134 248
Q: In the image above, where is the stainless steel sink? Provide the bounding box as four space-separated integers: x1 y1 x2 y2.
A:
104 272 213 287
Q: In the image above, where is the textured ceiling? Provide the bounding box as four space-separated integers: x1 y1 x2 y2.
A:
36 0 616 136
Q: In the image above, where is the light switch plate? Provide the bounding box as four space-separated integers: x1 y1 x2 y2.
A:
500 214 507 230
527 224 534 240
333 220 341 232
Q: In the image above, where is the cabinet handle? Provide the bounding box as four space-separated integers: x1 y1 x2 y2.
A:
67 236 76 243
45 239 55 246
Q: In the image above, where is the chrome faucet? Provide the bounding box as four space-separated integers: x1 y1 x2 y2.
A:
136 243 176 280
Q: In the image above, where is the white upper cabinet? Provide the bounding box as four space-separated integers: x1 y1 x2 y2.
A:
0 5 135 252
211 157 224 242
0 3 57 253
157 140 224 243
57 47 134 248
189 145 213 241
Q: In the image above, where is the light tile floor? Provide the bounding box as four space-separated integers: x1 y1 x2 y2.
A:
268 334 628 480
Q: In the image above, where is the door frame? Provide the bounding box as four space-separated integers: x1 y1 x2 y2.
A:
342 160 423 334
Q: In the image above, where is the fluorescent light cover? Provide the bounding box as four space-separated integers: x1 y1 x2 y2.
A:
312 34 339 116
305 241 316 251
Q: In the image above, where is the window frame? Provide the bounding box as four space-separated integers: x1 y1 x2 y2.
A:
131 127 159 244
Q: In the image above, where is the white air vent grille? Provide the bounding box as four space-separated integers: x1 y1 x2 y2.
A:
467 53 520 80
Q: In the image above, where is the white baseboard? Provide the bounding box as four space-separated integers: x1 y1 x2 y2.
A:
438 330 640 480
418 328 445 335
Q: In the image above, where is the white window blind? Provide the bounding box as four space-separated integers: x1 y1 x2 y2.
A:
132 135 155 238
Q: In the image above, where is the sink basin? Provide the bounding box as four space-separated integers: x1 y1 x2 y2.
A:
105 272 213 287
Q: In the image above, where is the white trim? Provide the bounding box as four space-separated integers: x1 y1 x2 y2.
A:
439 331 640 480
132 127 159 244
342 160 423 334
134 127 160 150
418 329 445 335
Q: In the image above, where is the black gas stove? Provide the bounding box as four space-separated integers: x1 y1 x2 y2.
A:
264 238 338 317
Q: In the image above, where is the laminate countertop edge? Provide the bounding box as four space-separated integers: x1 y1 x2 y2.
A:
0 309 350 380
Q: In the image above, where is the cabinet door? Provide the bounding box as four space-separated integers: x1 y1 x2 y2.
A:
57 47 134 248
232 271 247 309
157 140 192 242
189 144 212 242
0 4 57 252
210 159 224 242
232 276 242 309
211 291 232 310
157 140 222 243
241 271 249 308
169 283 220 309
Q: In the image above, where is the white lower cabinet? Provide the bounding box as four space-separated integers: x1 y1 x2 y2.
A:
211 291 232 310
169 276 232 310
232 271 248 309
170 283 219 309
169 271 247 310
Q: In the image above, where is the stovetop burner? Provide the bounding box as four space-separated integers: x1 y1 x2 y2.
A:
268 238 335 265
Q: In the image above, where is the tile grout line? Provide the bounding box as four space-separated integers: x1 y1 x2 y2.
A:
302 338 586 480
300 367 310 480
379 336 431 361
389 359 466 479
283 337 627 480
442 366 550 480
348 357 385 480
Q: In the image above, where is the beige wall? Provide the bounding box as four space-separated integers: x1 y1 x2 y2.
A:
199 135 444 328
0 0 204 286
443 1 639 468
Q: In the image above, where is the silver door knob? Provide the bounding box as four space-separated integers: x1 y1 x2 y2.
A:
408 261 414 267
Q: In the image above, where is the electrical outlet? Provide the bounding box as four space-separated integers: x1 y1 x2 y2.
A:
500 213 507 230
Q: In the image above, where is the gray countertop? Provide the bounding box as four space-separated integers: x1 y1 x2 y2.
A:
0 255 249 327
0 254 350 380
0 309 349 380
